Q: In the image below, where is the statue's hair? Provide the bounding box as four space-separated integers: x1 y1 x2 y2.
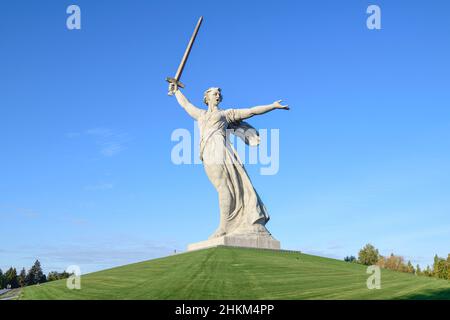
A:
203 87 222 105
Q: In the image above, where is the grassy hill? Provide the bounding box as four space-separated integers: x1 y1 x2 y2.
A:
21 246 450 300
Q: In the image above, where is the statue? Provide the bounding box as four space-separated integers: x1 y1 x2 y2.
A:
170 85 288 234
167 17 288 250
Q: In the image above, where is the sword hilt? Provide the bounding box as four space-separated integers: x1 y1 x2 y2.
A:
166 77 185 96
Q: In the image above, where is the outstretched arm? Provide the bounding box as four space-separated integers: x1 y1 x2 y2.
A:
232 100 289 121
170 84 203 120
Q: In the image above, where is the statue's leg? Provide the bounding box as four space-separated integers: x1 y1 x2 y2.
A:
214 181 234 236
204 163 233 238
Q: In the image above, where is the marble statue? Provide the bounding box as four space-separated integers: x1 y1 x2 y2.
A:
169 84 288 250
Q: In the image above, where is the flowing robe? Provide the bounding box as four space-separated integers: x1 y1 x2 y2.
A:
198 108 270 237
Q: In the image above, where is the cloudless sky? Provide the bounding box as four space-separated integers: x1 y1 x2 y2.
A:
1 0 450 274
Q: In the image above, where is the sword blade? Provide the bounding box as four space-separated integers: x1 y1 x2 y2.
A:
174 16 203 81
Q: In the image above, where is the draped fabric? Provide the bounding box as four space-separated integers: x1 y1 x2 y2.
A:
225 109 261 147
198 109 270 237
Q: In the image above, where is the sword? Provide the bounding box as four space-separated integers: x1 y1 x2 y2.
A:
166 16 203 96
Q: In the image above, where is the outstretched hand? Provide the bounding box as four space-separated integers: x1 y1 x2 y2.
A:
273 100 290 110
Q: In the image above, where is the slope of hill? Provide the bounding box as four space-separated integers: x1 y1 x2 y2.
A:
21 246 450 300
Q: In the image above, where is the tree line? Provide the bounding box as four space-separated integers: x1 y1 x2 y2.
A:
0 260 71 289
345 243 450 280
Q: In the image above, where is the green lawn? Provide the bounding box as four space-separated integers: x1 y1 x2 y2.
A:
21 246 450 300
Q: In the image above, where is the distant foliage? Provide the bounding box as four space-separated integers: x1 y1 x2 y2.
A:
344 256 356 263
431 254 449 280
47 271 71 282
406 261 415 274
448 255 450 280
424 265 433 277
358 244 380 266
351 244 450 281
415 254 450 280
0 259 71 290
377 254 415 273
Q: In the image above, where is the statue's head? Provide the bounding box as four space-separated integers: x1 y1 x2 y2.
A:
203 87 222 107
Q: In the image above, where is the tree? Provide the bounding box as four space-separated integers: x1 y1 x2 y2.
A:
447 254 450 280
358 244 380 266
47 271 59 282
424 265 433 277
416 264 422 276
47 271 71 282
406 261 415 274
432 255 448 279
384 253 406 271
344 256 356 263
0 269 5 289
376 256 386 268
437 259 448 279
18 268 27 287
4 267 19 288
26 260 47 285
433 254 440 276
25 268 34 286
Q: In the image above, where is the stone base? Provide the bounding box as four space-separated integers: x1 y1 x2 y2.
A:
187 233 281 251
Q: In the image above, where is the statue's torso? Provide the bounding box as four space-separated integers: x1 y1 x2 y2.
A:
198 109 228 137
198 109 230 163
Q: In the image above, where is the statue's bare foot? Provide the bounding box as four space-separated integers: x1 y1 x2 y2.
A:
209 228 226 239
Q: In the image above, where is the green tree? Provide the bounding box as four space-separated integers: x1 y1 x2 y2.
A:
424 265 432 277
358 244 380 266
47 271 71 282
406 261 415 274
18 268 27 287
447 254 450 280
4 267 19 288
0 269 5 289
433 254 440 276
47 271 59 282
432 255 448 279
437 259 448 279
25 268 34 285
416 264 421 276
26 260 47 285
344 256 356 263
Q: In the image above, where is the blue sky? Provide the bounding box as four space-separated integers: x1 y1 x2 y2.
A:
1 0 450 274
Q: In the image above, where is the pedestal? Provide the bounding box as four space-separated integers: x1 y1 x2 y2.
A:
187 233 281 251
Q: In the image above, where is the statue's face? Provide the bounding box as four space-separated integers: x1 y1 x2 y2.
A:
207 89 222 106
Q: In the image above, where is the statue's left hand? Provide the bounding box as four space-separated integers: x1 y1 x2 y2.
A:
273 100 290 110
